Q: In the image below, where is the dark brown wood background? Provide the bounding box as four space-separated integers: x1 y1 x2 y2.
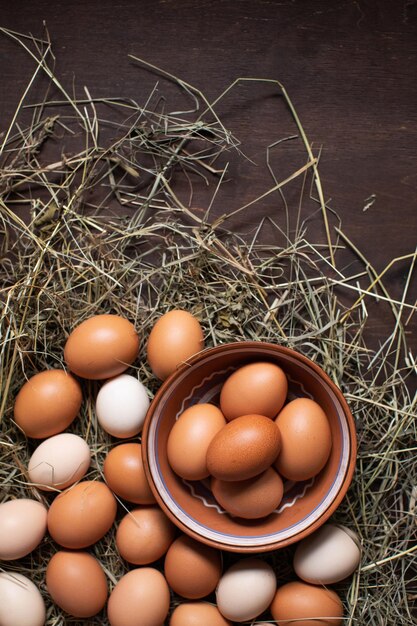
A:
1 0 416 352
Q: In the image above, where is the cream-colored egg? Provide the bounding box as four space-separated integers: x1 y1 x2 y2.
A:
28 433 91 491
216 558 276 622
0 573 46 626
0 499 47 560
96 374 150 438
294 523 361 584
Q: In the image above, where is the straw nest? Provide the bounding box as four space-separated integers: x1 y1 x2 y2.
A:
1 27 416 625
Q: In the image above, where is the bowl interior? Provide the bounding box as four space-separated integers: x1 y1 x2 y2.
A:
143 342 356 552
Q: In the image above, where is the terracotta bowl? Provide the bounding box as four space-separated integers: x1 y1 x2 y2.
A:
142 342 357 553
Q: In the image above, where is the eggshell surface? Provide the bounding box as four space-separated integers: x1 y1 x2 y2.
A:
206 414 281 481
275 398 332 481
14 369 82 438
0 572 46 626
64 314 139 379
270 581 343 626
170 602 232 626
0 499 47 560
108 568 170 626
104 443 156 504
164 534 222 599
116 506 176 564
294 523 361 584
28 433 91 491
211 467 284 519
167 403 226 480
47 481 117 548
220 361 288 420
95 374 150 438
216 558 276 622
46 550 107 618
147 309 204 380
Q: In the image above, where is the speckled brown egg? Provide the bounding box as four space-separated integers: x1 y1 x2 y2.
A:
206 414 281 481
14 370 82 438
116 507 176 565
164 534 222 599
108 568 170 626
275 398 332 481
47 481 117 549
103 443 156 504
270 581 343 626
220 362 288 420
211 467 284 519
167 404 226 480
147 309 204 380
170 602 232 626
46 551 107 618
64 314 139 379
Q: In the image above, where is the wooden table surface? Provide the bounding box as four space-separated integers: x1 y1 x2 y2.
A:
1 0 416 351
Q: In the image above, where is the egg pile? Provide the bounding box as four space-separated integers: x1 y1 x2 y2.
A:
0 309 361 626
167 361 333 520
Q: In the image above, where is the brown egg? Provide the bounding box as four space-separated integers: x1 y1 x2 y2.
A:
47 481 117 548
206 414 281 481
220 362 288 420
147 309 204 380
167 404 226 480
46 550 107 618
164 534 222 599
270 581 343 626
64 314 139 379
13 370 82 438
211 467 284 519
104 443 156 504
170 602 232 626
108 568 170 626
275 398 332 481
116 507 176 565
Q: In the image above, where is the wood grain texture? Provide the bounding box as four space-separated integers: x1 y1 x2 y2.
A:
1 0 416 350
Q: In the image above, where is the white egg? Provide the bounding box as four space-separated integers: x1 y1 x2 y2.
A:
28 433 91 491
0 573 46 626
294 523 361 584
216 558 276 622
95 374 150 438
